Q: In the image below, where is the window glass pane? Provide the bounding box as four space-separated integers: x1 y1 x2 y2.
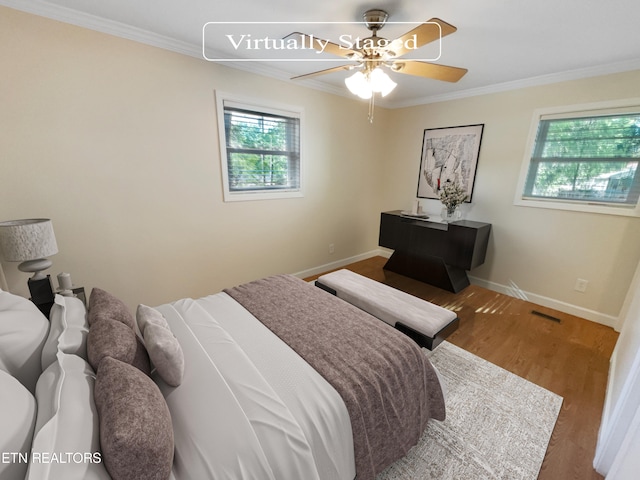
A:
228 153 291 190
538 114 640 159
524 111 640 206
528 160 638 203
227 109 294 152
223 103 300 194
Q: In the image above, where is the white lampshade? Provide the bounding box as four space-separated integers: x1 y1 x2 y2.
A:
369 67 397 97
345 71 372 99
0 219 58 279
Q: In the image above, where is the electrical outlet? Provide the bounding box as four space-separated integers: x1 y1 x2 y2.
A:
329 243 335 254
574 278 588 293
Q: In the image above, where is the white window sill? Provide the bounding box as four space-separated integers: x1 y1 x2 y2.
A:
513 197 640 217
223 190 304 202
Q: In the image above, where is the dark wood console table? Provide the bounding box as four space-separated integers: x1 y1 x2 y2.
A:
379 211 491 293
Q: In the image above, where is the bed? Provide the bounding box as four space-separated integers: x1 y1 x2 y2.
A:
0 273 445 480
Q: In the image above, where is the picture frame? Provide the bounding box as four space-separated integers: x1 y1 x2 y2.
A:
417 124 484 201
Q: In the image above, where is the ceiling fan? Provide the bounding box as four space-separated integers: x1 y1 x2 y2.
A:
285 9 467 121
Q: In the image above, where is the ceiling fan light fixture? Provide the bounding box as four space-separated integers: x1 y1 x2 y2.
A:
290 10 466 120
370 67 397 97
345 71 372 99
345 68 396 100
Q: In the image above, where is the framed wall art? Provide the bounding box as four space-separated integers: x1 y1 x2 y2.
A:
416 124 484 201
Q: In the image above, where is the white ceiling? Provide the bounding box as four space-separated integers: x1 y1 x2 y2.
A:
4 0 640 108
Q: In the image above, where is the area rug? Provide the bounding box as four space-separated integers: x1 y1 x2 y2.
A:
377 341 563 480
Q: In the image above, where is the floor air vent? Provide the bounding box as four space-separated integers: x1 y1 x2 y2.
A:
531 310 561 323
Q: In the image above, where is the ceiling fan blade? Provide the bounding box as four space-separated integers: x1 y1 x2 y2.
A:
389 18 457 58
392 60 467 82
283 32 358 58
291 65 354 80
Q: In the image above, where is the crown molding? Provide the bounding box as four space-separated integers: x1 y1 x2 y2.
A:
2 0 356 98
0 0 202 59
4 1 639 110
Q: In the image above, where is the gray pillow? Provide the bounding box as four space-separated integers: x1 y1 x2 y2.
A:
94 357 174 480
132 336 152 376
88 288 135 330
87 318 136 371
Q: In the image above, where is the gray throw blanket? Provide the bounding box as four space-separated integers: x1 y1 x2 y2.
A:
224 275 445 480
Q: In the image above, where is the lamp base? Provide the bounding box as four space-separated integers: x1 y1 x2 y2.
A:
18 258 53 280
28 275 55 318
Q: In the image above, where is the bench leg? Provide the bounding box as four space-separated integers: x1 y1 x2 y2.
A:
315 281 336 295
396 318 459 350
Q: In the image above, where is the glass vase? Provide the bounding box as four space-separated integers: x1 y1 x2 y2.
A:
441 205 462 223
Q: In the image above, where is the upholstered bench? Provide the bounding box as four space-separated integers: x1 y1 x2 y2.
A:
315 269 459 350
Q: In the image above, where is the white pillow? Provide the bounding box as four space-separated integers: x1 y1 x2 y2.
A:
144 322 184 387
0 290 49 393
27 352 110 479
0 370 37 480
136 304 170 334
41 295 89 371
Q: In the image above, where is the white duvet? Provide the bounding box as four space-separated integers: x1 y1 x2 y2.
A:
154 293 355 480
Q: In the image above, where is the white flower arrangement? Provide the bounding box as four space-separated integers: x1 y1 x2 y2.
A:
439 181 467 214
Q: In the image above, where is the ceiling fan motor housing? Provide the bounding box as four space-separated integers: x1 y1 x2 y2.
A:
363 9 389 31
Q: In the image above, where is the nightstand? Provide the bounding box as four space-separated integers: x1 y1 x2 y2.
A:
29 275 56 317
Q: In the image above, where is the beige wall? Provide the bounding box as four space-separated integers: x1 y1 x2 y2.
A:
2 6 639 325
0 7 387 309
382 72 640 323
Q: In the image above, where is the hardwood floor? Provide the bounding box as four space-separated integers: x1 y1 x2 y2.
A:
305 256 619 480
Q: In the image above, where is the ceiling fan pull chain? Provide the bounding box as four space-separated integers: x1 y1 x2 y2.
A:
368 93 375 123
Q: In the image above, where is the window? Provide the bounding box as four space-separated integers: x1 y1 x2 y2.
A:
515 100 640 216
216 92 302 201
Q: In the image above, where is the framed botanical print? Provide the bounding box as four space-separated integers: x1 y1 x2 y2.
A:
417 124 484 201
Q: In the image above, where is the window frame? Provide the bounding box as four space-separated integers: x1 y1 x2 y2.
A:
215 91 304 202
514 98 640 217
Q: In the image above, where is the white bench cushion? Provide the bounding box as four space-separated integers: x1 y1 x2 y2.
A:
316 269 457 338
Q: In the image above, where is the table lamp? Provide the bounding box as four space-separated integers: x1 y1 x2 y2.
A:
0 218 58 314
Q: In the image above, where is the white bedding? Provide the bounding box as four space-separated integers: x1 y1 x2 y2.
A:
154 292 355 480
